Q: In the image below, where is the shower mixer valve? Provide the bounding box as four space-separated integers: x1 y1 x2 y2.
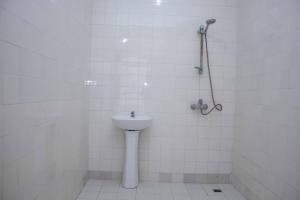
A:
190 99 208 111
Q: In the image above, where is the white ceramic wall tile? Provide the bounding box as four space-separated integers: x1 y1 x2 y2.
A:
0 0 92 199
232 0 300 200
89 0 238 179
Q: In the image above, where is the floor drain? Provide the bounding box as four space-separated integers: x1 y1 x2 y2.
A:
213 189 222 193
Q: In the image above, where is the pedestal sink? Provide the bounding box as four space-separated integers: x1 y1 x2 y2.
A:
112 114 152 189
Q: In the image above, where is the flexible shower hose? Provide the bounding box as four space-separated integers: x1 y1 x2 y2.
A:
200 33 222 115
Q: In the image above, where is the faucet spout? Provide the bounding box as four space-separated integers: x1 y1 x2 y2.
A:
130 111 135 118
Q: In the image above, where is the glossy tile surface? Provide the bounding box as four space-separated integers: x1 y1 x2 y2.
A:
77 180 246 200
232 0 300 199
89 0 238 180
0 0 92 199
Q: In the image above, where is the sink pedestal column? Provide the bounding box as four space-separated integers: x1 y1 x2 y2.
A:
123 130 139 189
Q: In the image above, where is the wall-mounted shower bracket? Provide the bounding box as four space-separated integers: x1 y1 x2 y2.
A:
194 66 203 74
198 25 205 34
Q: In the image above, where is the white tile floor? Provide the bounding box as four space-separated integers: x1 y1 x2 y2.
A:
77 180 247 200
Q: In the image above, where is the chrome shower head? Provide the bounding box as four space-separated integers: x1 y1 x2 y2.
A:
205 18 216 32
206 18 216 25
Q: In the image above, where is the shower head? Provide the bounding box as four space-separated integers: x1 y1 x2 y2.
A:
205 18 216 32
206 18 216 25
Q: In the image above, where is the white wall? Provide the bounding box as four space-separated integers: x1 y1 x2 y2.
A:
232 0 300 199
89 0 238 182
0 0 91 199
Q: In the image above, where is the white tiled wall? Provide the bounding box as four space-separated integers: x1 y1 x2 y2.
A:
0 0 92 199
89 0 238 180
232 0 300 199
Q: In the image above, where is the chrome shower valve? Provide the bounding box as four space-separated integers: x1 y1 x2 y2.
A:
190 99 208 111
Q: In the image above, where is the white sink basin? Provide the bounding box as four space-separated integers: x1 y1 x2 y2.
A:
112 114 152 189
112 115 152 131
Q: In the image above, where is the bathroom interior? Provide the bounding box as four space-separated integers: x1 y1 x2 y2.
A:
0 0 299 200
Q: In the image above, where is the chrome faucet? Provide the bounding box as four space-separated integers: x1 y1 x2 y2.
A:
130 111 135 118
190 99 208 111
